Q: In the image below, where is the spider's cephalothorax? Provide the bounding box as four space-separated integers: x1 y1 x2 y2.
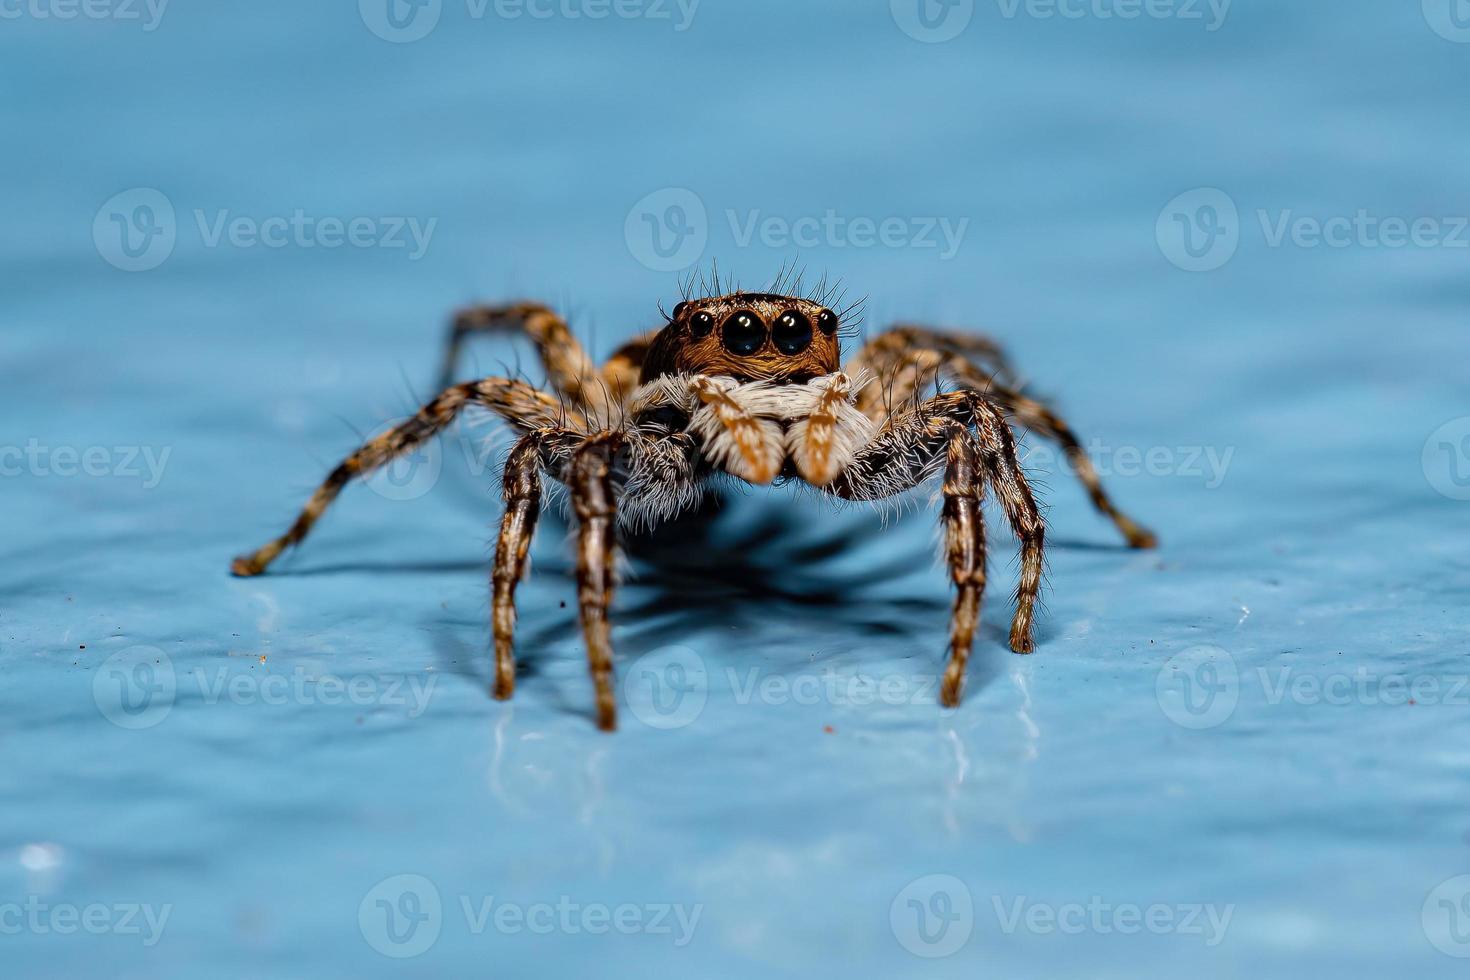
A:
639 293 842 383
232 285 1157 731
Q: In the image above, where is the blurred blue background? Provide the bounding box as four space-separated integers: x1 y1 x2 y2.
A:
4 1 1470 976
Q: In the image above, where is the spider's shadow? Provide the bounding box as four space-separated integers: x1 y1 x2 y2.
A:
266 482 1081 719
588 495 944 644
437 493 1034 721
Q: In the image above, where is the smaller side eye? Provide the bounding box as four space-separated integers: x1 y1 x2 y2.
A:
817 310 838 335
671 301 689 321
690 310 715 337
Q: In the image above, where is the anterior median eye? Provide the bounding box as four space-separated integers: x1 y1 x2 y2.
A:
772 311 813 354
721 311 765 355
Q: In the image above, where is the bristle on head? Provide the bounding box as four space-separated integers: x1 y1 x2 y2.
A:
671 261 866 338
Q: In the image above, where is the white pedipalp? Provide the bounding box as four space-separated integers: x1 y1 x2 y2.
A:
686 375 786 485
780 373 877 485
615 371 881 523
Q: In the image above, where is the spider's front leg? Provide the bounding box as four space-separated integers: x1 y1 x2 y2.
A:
231 378 565 577
569 433 625 731
488 382 700 726
827 390 1045 707
935 423 988 706
489 434 545 700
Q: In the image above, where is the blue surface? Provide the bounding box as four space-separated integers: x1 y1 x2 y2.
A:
5 2 1470 976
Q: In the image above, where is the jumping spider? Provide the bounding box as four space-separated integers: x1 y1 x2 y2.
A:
232 283 1156 730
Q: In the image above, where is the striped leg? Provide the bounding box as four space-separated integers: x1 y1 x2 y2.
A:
939 425 987 707
599 330 659 407
986 387 1156 549
490 434 545 700
826 390 1047 705
849 326 1156 549
847 325 1016 421
439 302 613 420
971 398 1046 654
853 347 947 423
570 434 625 731
230 378 563 577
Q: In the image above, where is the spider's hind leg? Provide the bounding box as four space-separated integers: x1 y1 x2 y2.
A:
971 397 1047 655
847 324 1156 550
599 330 661 407
987 387 1156 550
440 302 614 419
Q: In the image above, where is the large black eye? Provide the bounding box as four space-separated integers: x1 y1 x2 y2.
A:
817 310 838 335
720 310 765 355
689 310 714 338
772 311 813 354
